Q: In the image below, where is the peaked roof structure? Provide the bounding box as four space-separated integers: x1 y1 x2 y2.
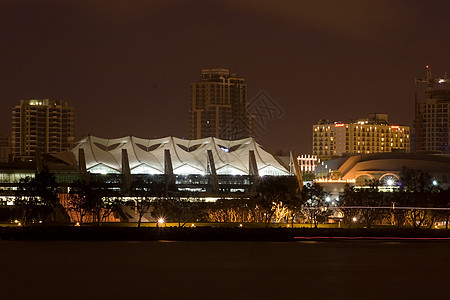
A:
71 136 289 176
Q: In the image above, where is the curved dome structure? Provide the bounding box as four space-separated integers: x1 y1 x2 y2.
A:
71 136 289 176
315 153 450 188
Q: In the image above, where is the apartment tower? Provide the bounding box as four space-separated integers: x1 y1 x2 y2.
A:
415 90 450 153
189 68 252 140
11 99 75 161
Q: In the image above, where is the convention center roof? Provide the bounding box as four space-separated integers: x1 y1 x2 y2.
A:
70 136 290 176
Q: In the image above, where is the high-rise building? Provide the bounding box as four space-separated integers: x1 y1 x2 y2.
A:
414 90 450 154
189 68 252 140
0 135 11 163
313 114 410 160
11 99 75 161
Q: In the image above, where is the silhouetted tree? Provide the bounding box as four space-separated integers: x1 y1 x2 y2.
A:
395 167 438 228
15 168 59 225
127 180 165 227
301 182 329 228
342 180 390 228
68 179 93 224
340 184 360 227
254 176 300 227
436 188 450 229
68 179 122 225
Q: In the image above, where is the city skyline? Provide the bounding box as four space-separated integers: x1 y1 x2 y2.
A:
0 0 449 154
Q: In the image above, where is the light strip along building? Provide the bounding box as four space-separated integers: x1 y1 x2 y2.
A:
313 113 410 160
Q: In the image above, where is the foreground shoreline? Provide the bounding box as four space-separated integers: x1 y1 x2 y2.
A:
1 226 450 241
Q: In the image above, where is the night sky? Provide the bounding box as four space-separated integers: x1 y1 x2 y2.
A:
1 0 449 154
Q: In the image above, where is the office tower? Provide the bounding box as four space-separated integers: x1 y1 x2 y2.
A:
0 135 11 163
414 90 450 153
11 99 75 161
313 114 410 160
189 68 252 140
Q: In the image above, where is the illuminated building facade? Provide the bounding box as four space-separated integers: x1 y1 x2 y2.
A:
11 99 75 161
313 114 410 160
0 136 296 219
297 154 318 173
415 90 450 154
189 68 252 140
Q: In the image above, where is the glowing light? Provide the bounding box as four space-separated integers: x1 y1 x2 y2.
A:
334 123 345 127
75 222 80 227
386 179 394 186
325 196 331 202
191 224 195 227
315 178 355 183
432 180 438 186
352 217 357 222
390 125 399 129
18 222 22 226
158 218 165 224
239 224 243 228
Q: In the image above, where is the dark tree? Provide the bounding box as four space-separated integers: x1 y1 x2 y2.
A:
357 180 389 229
15 168 59 225
254 176 300 227
340 184 360 227
69 179 122 225
342 180 390 228
301 182 329 228
128 180 165 227
151 195 205 227
395 167 438 228
68 179 93 224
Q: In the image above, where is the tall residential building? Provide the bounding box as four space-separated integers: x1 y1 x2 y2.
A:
0 135 11 163
313 113 410 160
11 99 75 161
189 68 252 140
414 90 450 154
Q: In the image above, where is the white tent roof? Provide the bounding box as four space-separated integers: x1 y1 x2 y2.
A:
71 136 289 176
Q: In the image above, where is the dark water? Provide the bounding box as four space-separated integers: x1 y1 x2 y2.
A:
1 241 448 299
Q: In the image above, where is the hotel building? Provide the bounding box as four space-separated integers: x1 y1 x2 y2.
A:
313 113 410 160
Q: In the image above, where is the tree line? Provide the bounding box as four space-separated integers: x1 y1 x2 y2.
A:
4 167 450 229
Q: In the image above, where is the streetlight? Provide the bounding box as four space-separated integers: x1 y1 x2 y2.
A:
352 217 357 222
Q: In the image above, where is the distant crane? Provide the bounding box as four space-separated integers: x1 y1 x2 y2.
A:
415 65 449 91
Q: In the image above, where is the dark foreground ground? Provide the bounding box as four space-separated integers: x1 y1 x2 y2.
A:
1 240 449 300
